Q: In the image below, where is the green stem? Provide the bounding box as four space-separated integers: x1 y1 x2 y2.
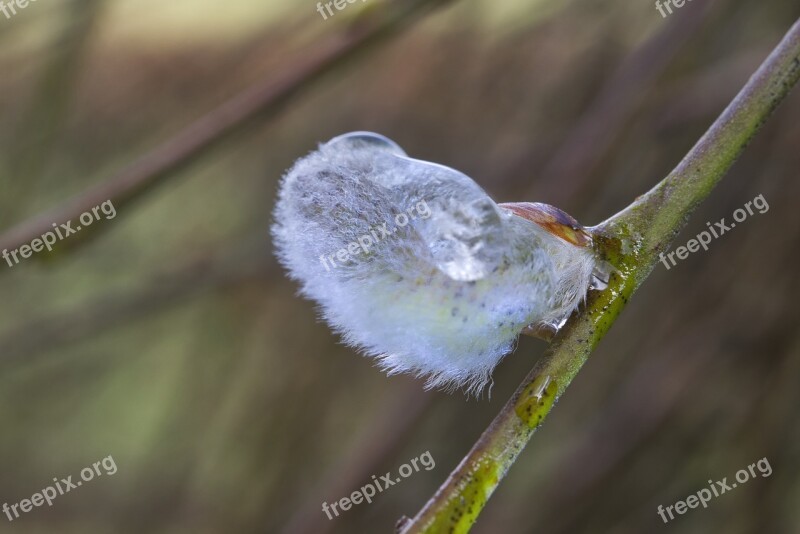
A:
399 17 800 534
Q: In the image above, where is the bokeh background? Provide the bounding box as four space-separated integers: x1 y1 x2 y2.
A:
1 0 799 532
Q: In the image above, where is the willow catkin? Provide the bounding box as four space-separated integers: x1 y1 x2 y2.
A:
272 132 598 395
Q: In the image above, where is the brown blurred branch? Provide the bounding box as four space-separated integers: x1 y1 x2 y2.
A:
0 0 456 258
3 0 103 227
509 0 715 206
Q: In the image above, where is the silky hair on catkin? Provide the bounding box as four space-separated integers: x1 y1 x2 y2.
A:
272 132 600 396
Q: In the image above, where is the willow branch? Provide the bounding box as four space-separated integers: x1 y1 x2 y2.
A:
0 0 455 257
399 17 800 534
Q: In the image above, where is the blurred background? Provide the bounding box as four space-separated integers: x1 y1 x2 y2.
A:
1 0 799 532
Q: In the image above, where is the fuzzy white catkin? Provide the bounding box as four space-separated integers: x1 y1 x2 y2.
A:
272 132 597 395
